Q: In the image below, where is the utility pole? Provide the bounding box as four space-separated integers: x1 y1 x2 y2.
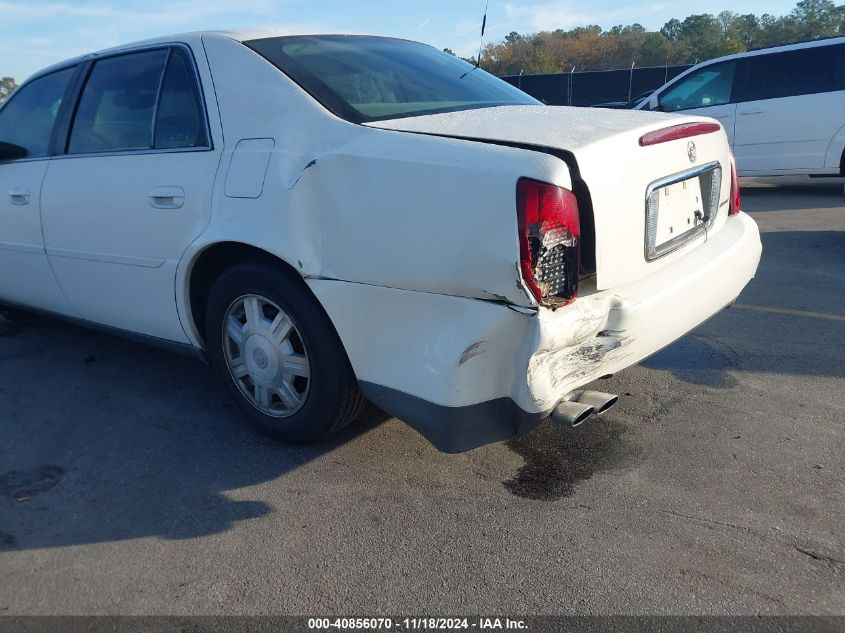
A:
628 61 636 101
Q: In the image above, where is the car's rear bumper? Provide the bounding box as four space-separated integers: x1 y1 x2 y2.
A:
310 212 762 452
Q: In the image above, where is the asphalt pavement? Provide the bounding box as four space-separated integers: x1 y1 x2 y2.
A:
1 177 843 615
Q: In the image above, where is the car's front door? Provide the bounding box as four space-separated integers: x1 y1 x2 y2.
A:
41 46 220 342
654 60 741 144
733 45 845 174
0 66 79 315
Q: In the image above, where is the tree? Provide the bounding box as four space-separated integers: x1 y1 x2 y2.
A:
0 77 16 103
730 14 763 48
758 13 802 45
638 32 673 66
471 0 845 75
504 31 524 46
678 14 726 61
790 0 844 38
661 19 682 42
718 10 738 38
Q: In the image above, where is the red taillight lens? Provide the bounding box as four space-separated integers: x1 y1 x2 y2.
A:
729 153 741 216
516 178 580 306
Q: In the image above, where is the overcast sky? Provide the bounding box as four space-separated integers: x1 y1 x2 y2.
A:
1 0 801 81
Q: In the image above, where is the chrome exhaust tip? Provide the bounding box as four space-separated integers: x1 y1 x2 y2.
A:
551 400 595 427
571 390 619 415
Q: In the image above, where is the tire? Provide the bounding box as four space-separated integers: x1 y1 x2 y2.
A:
205 261 366 443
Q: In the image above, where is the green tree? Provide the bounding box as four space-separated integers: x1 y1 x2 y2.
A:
678 14 726 61
471 0 845 75
661 19 682 42
758 13 802 45
790 0 844 37
504 31 524 46
638 32 673 66
0 77 16 103
730 14 763 48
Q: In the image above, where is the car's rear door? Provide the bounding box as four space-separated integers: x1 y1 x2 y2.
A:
733 44 845 174
41 44 221 342
0 66 79 315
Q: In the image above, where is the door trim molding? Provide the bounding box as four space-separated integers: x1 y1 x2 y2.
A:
0 241 45 255
45 246 166 268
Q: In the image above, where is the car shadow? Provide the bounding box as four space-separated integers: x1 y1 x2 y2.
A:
741 176 845 212
0 311 391 551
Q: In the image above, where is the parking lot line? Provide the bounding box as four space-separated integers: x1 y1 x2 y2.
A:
733 303 845 322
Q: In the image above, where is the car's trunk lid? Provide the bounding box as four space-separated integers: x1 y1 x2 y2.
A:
366 105 734 291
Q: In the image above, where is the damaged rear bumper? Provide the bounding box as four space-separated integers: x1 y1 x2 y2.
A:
309 212 762 453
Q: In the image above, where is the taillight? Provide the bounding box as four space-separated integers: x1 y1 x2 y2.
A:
729 153 741 216
516 178 580 306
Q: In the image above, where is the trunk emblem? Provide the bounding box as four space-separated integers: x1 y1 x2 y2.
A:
687 141 697 164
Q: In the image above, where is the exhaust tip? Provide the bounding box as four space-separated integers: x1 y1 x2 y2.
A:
572 391 619 416
551 401 595 427
594 394 619 414
569 408 594 427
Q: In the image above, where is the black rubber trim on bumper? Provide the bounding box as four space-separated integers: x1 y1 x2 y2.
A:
360 382 549 453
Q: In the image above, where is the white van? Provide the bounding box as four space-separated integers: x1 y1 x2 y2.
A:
637 37 845 177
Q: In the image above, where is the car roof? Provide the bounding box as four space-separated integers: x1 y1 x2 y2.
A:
687 34 845 67
24 29 365 83
646 34 845 100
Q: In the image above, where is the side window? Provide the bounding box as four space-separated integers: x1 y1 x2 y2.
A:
0 67 75 160
746 47 838 101
658 62 737 112
154 48 208 149
68 49 167 154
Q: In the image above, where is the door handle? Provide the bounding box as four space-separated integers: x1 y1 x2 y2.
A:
8 187 30 205
148 186 184 209
739 108 764 116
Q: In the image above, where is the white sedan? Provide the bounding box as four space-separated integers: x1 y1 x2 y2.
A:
0 31 761 452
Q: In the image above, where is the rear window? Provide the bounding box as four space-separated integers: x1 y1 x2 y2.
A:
245 35 539 123
68 47 208 155
745 44 844 101
69 49 167 154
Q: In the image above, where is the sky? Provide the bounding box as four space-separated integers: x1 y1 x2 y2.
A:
1 0 801 81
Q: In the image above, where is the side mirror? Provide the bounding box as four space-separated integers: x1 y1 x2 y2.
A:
0 141 27 162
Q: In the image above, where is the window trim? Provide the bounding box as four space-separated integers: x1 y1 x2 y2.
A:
149 48 173 150
59 42 213 159
0 64 81 165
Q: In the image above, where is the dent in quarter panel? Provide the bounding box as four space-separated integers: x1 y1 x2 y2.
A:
224 138 275 198
200 34 571 305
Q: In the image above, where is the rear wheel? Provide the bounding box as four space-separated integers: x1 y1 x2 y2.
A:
205 262 365 443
